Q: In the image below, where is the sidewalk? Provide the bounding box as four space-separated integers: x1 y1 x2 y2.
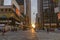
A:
36 30 60 40
36 29 60 33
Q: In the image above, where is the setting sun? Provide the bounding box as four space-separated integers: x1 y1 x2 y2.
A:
32 24 35 28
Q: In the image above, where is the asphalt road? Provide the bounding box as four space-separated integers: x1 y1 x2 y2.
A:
0 29 60 40
0 29 38 40
37 30 60 40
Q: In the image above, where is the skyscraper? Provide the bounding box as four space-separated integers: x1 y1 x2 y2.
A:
37 0 57 29
0 0 20 27
25 0 31 27
16 0 31 28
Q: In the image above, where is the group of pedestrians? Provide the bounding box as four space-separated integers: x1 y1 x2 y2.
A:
0 28 7 35
0 27 19 35
34 26 50 33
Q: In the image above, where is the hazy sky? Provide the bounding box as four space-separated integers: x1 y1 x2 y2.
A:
31 0 37 13
31 0 37 24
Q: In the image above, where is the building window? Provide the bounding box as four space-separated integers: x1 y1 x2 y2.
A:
9 9 12 12
4 0 11 5
1 9 3 11
13 5 16 9
9 9 10 11
5 9 8 12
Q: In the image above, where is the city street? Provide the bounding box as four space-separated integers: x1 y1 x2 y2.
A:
0 0 60 40
0 29 60 40
0 29 38 40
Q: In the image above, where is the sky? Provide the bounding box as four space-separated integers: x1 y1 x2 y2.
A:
31 0 37 24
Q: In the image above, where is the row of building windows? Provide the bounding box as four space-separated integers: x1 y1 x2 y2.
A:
43 0 49 11
0 9 12 12
42 0 57 24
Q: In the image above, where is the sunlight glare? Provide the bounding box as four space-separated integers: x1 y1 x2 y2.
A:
32 24 35 28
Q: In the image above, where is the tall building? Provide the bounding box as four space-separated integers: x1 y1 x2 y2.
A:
37 0 43 29
16 0 31 28
16 0 26 29
58 0 60 11
37 0 57 29
0 0 20 27
16 0 25 21
25 0 31 28
57 0 60 28
35 13 40 29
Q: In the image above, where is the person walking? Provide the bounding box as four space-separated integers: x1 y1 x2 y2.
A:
46 27 49 33
2 27 5 35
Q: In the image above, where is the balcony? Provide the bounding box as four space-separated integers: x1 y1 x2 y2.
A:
0 13 20 22
0 5 12 8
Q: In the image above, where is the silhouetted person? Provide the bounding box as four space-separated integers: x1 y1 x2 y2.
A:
2 28 5 35
42 27 45 30
47 27 49 33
